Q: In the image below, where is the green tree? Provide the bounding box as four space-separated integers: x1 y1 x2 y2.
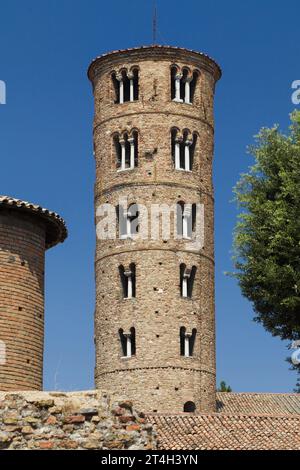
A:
217 381 232 392
232 111 300 389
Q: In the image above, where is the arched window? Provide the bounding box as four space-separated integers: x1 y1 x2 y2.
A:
130 68 139 101
180 327 197 357
184 401 196 413
171 66 182 102
114 131 138 171
119 327 136 357
180 264 197 298
119 264 136 298
176 202 197 239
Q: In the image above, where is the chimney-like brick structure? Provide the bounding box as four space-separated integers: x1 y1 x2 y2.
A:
0 196 67 391
88 46 221 413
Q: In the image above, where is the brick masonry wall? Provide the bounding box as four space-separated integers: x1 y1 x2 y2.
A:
0 391 155 450
89 47 221 413
0 210 46 391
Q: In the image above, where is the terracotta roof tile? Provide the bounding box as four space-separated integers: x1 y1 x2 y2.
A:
147 413 300 450
217 392 300 415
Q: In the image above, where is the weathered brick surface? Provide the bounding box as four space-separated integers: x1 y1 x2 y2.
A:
0 198 67 391
88 46 221 413
0 391 156 450
0 212 46 391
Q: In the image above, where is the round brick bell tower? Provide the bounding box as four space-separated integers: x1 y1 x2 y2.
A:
88 46 221 413
0 196 67 391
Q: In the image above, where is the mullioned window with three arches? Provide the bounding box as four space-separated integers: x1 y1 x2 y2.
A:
111 67 139 104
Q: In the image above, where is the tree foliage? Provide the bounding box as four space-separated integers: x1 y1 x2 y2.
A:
217 381 232 393
233 111 300 342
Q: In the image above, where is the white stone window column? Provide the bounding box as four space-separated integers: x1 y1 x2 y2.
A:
124 333 132 357
124 270 133 298
119 139 126 170
116 73 124 104
122 212 131 239
182 277 188 298
174 138 181 169
184 76 192 104
173 73 183 102
184 139 193 171
182 268 191 298
128 72 134 102
128 137 135 169
184 334 191 357
183 206 192 239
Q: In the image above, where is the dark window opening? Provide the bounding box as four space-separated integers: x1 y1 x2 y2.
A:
171 66 177 100
184 401 196 413
132 69 139 101
122 70 130 102
180 326 186 356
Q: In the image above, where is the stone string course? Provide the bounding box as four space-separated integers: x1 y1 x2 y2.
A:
0 391 156 450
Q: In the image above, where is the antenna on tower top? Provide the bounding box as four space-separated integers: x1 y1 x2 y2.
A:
153 1 157 45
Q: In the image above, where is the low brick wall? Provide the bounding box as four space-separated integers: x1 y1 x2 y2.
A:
0 390 156 450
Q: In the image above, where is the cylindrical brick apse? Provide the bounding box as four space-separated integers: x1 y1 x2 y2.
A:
0 196 67 391
88 46 221 413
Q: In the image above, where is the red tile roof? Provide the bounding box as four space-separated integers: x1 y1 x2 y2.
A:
147 393 300 450
148 413 300 450
217 392 300 415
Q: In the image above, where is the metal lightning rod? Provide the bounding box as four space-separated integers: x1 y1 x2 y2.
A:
153 1 157 45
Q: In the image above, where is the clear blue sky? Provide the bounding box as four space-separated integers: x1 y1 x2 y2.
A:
0 0 299 392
